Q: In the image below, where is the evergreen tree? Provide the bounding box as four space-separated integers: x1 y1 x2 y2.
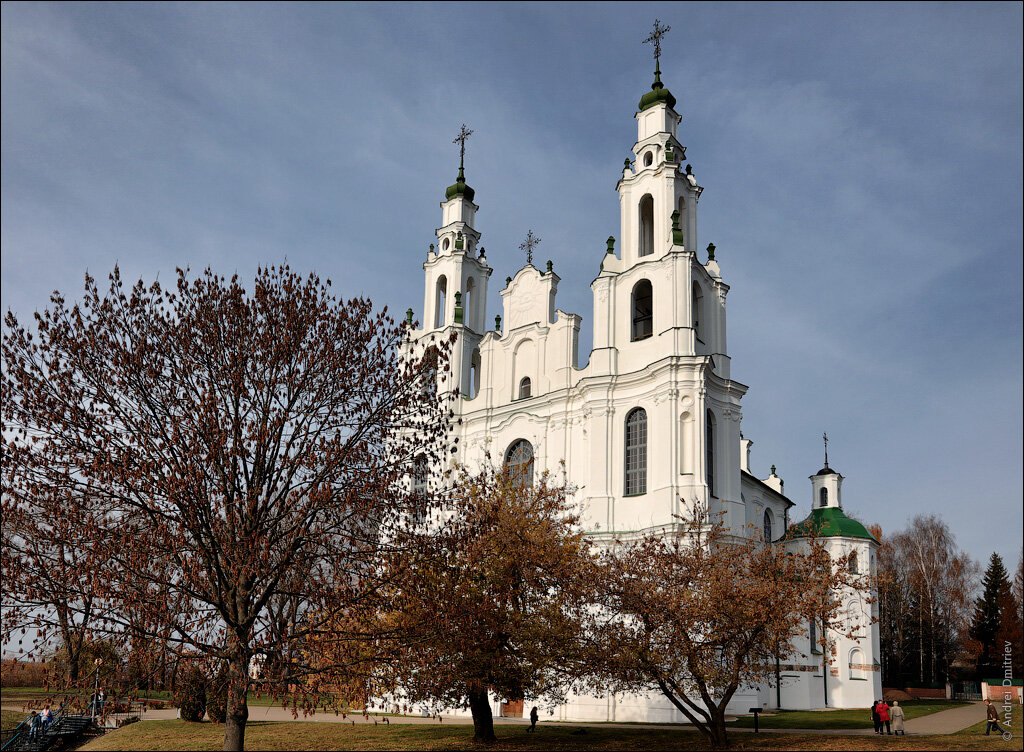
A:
971 553 1010 672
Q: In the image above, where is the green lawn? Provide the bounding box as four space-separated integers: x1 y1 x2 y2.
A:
731 701 968 729
1 709 28 731
77 719 1020 752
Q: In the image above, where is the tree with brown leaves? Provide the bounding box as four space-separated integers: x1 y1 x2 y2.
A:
589 508 869 750
386 461 595 743
2 265 453 751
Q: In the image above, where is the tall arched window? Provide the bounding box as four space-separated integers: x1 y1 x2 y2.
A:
470 348 481 399
505 439 534 487
849 648 865 680
692 282 704 342
465 277 475 328
638 194 654 257
705 410 716 498
677 196 687 247
763 509 774 543
411 454 429 523
631 279 653 341
435 276 447 328
624 408 648 495
819 487 829 507
848 550 859 574
809 618 818 654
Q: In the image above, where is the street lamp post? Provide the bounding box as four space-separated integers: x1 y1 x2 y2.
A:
92 658 102 721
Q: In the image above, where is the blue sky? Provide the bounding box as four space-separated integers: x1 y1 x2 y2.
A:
2 2 1022 567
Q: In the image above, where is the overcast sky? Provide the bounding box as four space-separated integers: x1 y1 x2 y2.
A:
2 2 1021 568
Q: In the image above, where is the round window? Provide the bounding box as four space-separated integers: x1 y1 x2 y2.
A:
442 237 450 251
644 151 653 167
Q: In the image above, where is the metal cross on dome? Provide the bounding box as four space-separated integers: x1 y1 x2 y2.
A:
823 432 830 468
519 230 541 266
453 124 474 168
643 19 671 65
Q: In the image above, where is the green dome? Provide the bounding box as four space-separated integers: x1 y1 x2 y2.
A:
445 166 475 202
639 70 677 112
784 507 877 542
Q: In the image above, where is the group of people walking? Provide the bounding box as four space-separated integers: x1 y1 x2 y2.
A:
27 705 53 740
871 699 906 735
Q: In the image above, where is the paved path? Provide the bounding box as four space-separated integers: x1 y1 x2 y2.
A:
903 701 985 735
0 699 996 737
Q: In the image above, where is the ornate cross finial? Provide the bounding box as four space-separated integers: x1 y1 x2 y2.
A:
643 19 671 70
823 432 830 468
453 124 474 169
519 230 541 266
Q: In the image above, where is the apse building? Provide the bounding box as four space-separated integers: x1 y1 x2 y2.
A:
406 57 881 717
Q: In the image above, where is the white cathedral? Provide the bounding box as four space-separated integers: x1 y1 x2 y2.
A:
405 52 882 718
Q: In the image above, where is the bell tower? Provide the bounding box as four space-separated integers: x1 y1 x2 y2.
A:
418 124 492 399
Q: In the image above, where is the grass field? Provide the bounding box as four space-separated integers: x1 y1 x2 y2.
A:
1 709 27 731
77 719 1020 751
731 700 968 729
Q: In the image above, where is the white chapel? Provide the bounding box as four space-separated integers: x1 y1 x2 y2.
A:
406 43 882 717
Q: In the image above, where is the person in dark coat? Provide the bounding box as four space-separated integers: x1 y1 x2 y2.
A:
985 700 1006 736
528 706 539 732
871 701 881 734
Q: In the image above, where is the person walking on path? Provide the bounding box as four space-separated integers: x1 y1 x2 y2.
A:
877 700 892 735
40 705 53 731
871 701 882 734
985 699 1006 736
528 706 539 732
890 700 905 735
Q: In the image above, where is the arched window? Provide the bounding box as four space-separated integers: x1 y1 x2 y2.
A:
421 346 439 396
819 487 829 507
638 194 654 257
435 276 447 328
624 408 647 495
763 509 774 543
631 279 653 341
643 151 654 167
848 550 859 574
677 196 687 247
470 348 481 399
691 282 704 342
679 411 693 474
411 454 429 523
465 277 475 328
519 377 532 399
849 648 865 680
705 410 716 498
809 618 818 654
505 439 534 487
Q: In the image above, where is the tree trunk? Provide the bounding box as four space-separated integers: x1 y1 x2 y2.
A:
223 651 250 752
708 706 730 749
467 680 496 743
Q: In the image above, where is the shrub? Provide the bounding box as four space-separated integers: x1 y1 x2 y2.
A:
205 671 229 724
175 667 207 722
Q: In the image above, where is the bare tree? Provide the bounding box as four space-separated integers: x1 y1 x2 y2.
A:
2 265 452 751
883 515 977 685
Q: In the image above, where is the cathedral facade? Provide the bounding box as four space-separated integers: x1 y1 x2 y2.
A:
407 63 881 717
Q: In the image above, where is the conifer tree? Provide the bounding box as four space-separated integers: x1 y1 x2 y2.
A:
971 552 1011 672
